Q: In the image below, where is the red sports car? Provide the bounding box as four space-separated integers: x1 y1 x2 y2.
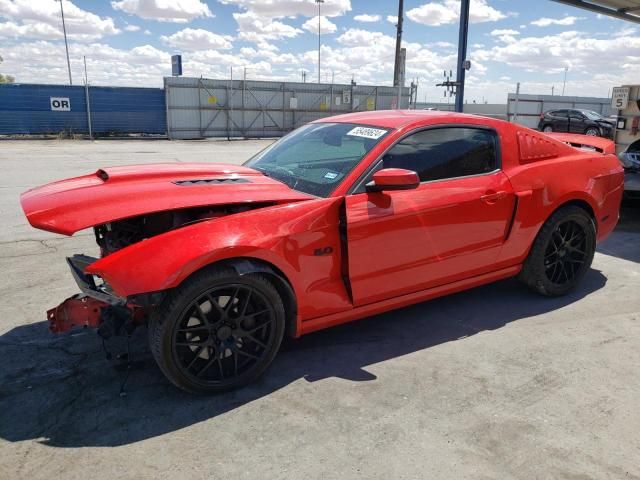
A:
21 111 624 394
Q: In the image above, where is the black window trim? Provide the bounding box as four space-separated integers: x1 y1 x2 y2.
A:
346 124 503 195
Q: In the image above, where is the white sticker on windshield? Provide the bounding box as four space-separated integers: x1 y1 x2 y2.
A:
346 126 387 139
324 171 338 180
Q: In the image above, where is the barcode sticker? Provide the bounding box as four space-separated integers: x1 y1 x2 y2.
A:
346 126 387 139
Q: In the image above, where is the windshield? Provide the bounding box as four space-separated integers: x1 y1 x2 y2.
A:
244 122 390 197
581 110 604 120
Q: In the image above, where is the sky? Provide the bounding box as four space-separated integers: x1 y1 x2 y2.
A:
0 0 638 103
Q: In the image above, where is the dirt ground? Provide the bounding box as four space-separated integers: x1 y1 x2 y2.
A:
1 139 639 480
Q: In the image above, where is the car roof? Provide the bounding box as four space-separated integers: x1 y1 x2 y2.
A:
311 109 489 129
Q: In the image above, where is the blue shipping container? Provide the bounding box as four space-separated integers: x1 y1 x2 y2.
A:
0 83 166 135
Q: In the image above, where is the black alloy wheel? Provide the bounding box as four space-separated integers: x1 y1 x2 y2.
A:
172 284 276 384
150 268 285 394
543 220 588 285
519 205 596 296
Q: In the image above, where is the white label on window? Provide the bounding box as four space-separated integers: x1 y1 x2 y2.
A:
346 126 387 139
324 171 338 180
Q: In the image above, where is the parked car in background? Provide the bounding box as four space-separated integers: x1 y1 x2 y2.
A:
619 139 640 199
538 109 615 138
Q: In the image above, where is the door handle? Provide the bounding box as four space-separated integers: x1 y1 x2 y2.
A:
480 191 507 204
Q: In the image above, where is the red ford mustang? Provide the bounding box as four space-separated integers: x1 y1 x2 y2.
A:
21 111 624 394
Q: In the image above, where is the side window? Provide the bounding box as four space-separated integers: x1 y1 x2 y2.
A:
569 110 584 120
554 110 569 118
381 127 499 182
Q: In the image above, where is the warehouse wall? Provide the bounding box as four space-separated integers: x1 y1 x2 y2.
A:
0 84 166 135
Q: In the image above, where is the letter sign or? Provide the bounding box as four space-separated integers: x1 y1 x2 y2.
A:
50 97 71 111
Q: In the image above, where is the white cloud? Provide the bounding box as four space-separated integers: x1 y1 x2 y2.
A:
302 16 337 34
354 14 380 23
531 16 581 27
233 11 302 42
0 0 120 41
387 15 398 24
427 41 456 49
218 0 351 18
337 28 394 48
111 0 213 23
0 40 170 86
124 24 141 32
161 28 233 50
475 30 640 78
490 28 519 43
490 29 519 36
407 0 505 27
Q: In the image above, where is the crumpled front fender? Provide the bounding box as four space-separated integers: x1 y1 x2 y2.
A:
85 197 345 318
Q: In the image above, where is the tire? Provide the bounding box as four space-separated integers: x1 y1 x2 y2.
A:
542 125 553 133
519 206 596 297
149 267 285 394
585 127 600 136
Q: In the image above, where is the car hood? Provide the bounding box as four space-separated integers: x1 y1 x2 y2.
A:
21 163 313 235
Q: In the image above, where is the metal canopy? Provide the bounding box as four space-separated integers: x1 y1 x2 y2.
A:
552 0 640 23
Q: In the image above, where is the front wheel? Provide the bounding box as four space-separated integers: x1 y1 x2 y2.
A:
149 268 285 394
585 127 601 136
519 206 596 296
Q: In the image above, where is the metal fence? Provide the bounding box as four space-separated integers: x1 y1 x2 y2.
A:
165 77 411 139
0 83 166 135
507 93 612 129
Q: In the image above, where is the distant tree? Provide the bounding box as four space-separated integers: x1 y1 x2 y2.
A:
0 55 13 83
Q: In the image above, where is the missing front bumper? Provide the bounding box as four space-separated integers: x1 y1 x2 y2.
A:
47 255 138 335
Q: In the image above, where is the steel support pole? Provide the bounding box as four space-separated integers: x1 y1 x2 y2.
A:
316 0 324 84
455 0 470 113
392 0 404 87
58 0 72 85
83 56 92 139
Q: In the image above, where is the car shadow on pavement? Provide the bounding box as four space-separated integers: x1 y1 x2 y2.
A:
596 202 640 263
0 269 606 448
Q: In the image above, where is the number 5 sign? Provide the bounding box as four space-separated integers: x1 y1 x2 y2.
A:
611 87 630 110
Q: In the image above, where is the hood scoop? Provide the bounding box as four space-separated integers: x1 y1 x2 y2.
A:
174 178 250 186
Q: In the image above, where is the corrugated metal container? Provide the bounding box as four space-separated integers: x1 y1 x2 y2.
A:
165 77 411 139
0 83 166 135
0 84 88 134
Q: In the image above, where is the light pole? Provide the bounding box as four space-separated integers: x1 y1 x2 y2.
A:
56 0 72 85
561 66 568 96
315 0 324 83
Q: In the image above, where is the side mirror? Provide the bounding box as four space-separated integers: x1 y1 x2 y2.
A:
366 168 420 193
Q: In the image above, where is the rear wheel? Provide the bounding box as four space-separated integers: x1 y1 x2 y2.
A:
519 206 596 296
149 268 285 394
542 125 553 133
585 127 600 136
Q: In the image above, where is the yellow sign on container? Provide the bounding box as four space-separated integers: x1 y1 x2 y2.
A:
366 97 375 110
208 96 217 104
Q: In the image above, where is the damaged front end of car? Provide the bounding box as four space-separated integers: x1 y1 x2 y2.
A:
47 254 148 338
21 162 312 339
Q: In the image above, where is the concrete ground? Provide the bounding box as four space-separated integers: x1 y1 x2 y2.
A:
1 139 639 480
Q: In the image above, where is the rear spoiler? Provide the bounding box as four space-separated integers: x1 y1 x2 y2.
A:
543 133 615 155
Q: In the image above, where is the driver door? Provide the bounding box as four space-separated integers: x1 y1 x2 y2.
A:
345 126 516 306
